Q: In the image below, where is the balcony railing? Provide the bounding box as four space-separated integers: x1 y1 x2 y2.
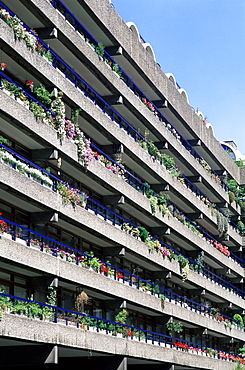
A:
1 214 244 308
0 4 241 239
0 2 232 195
1 143 245 292
0 292 243 364
0 141 243 267
0 71 242 248
46 0 231 194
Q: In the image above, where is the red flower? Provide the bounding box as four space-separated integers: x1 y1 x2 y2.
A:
25 80 33 86
116 271 124 279
101 264 109 274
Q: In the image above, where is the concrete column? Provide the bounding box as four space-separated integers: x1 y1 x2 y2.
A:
0 345 58 366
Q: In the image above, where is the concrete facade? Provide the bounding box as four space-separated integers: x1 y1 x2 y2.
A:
0 1 244 369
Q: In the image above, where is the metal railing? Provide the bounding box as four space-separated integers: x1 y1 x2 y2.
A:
1 214 244 301
1 142 243 267
0 3 242 238
46 0 231 194
0 70 242 246
0 292 243 363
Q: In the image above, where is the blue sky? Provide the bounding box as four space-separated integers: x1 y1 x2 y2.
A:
112 0 245 154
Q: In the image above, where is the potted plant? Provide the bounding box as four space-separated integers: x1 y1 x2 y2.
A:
233 314 243 328
0 63 6 71
0 213 8 234
95 41 105 59
88 253 101 272
99 320 107 333
166 321 183 334
79 192 88 208
0 288 11 319
25 80 34 93
112 63 122 78
34 84 52 106
116 325 123 337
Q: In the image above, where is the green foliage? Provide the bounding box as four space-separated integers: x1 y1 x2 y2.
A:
30 101 45 119
115 309 129 324
0 135 11 146
234 362 245 370
143 182 155 197
1 79 21 97
99 320 107 330
34 84 52 105
112 63 122 77
138 227 149 242
233 314 243 326
166 321 183 333
161 153 175 170
173 254 188 268
235 159 245 167
0 288 11 320
95 41 105 58
43 49 53 62
71 108 81 124
237 221 245 236
108 323 115 332
149 195 158 216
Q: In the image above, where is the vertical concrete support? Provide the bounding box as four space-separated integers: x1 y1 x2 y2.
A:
0 345 58 365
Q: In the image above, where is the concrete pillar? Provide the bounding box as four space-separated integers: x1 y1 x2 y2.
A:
0 345 58 366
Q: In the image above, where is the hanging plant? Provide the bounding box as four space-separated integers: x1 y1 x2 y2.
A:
75 291 91 313
181 264 189 282
149 195 158 216
166 321 183 333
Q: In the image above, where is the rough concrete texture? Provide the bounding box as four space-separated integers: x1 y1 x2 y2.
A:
77 0 240 183
0 314 236 370
0 162 244 308
0 236 244 341
0 23 227 233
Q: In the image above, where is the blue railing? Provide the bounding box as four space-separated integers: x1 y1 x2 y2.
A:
0 212 244 302
89 143 243 266
0 72 55 118
0 142 244 272
1 70 242 246
0 292 243 361
46 0 231 194
1 142 243 268
0 4 241 240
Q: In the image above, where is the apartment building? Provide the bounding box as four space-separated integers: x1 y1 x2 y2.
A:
0 0 244 369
